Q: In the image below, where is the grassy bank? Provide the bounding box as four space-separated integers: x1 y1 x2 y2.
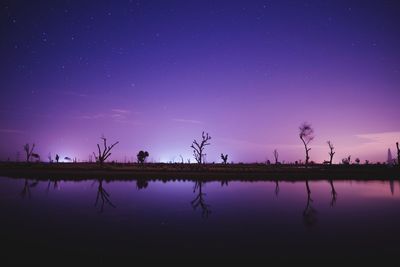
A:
0 162 399 181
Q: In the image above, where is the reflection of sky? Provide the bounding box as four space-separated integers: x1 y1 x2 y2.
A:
1 176 400 261
1 1 400 163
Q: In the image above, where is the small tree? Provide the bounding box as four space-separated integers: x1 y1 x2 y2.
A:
273 149 279 164
55 154 60 163
191 131 211 164
137 150 149 164
93 136 119 165
23 143 35 162
299 122 314 166
220 153 228 164
342 155 351 165
327 141 335 165
355 158 360 164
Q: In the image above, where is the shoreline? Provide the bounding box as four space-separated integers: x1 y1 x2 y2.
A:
0 162 399 181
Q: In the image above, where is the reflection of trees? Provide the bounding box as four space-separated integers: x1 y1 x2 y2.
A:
20 179 39 198
389 180 394 195
191 181 211 218
303 180 317 227
328 179 337 206
220 180 229 187
46 180 59 194
94 179 115 212
136 178 149 190
275 181 280 197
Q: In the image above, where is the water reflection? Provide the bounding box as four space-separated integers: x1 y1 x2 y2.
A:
303 180 317 227
46 180 60 194
191 181 211 218
136 178 149 190
328 179 337 207
20 179 39 198
94 179 115 212
275 180 280 197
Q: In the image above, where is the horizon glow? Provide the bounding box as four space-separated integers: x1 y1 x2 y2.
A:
0 0 399 163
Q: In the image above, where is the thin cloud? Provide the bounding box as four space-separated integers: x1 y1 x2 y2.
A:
0 129 24 134
62 91 88 98
355 131 400 144
111 109 131 114
172 118 203 124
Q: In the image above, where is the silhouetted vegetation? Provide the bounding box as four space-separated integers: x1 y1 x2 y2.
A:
299 122 314 166
397 142 400 166
55 154 60 163
273 149 280 164
191 131 211 164
23 143 36 162
93 136 119 165
220 153 228 164
342 156 351 165
137 150 149 164
327 141 335 165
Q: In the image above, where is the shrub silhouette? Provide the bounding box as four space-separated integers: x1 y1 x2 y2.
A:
137 150 149 164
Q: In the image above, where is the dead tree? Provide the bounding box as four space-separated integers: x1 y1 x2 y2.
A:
93 137 119 165
221 153 228 164
327 141 335 165
191 181 211 218
299 122 314 166
397 142 400 166
191 131 211 164
273 149 279 164
23 143 35 162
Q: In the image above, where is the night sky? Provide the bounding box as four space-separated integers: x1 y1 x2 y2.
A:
1 0 399 163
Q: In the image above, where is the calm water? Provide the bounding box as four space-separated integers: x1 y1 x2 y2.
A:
1 176 400 264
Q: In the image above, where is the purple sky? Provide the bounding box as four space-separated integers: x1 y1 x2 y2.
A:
0 0 399 163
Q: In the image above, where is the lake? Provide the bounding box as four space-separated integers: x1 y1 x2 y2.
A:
1 176 399 264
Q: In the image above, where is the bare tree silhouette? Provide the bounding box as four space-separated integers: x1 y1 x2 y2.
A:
94 179 116 212
328 179 337 207
303 180 317 227
191 131 211 164
327 141 335 165
397 142 400 166
299 122 314 166
93 136 119 165
137 150 149 164
273 149 279 164
191 181 211 218
23 143 35 162
220 153 228 164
